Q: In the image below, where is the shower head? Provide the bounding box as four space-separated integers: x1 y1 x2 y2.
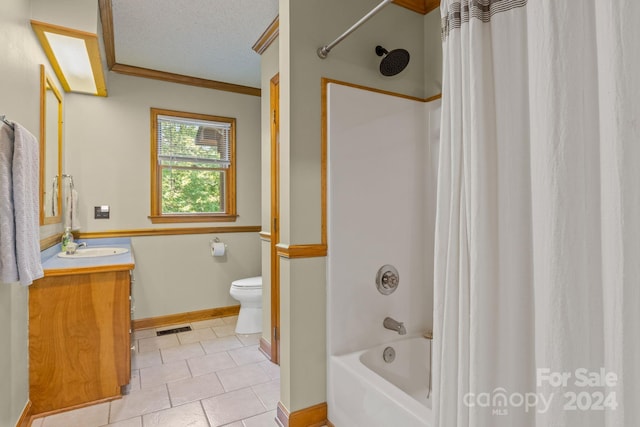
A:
375 45 410 76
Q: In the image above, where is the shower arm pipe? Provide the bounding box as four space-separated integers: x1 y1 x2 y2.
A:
317 0 393 59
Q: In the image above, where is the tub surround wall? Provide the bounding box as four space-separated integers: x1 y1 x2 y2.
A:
326 83 440 423
327 83 439 356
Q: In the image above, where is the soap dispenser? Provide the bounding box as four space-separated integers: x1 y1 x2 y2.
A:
61 227 74 252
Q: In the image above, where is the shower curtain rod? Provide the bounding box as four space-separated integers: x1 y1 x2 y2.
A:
317 0 393 59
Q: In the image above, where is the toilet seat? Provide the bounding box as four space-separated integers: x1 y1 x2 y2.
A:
231 276 262 290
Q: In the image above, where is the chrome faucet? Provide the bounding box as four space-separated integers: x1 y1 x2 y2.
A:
65 241 86 255
383 317 406 335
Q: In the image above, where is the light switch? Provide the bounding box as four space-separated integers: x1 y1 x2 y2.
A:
94 205 110 219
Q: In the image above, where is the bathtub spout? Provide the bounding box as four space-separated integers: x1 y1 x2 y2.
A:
383 317 406 335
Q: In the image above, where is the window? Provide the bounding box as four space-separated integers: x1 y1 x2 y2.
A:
150 108 236 223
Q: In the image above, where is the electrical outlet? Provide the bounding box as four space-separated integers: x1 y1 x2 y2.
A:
94 205 110 219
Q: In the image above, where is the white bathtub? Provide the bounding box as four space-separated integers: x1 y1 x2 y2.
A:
329 336 432 427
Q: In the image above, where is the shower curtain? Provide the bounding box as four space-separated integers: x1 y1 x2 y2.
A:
433 1 640 426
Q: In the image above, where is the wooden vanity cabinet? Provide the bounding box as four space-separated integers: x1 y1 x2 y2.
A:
29 268 132 415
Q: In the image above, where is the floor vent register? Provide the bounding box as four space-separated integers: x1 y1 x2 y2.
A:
156 326 192 336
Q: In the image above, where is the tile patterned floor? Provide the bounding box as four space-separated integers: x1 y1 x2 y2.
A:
31 316 281 427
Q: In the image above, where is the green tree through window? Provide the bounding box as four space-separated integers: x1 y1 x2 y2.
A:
150 108 236 223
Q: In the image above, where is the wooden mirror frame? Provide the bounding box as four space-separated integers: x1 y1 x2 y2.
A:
39 64 63 225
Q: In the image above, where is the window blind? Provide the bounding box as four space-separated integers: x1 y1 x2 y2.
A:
157 115 231 168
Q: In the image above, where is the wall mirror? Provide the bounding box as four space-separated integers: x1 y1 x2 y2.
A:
39 64 63 225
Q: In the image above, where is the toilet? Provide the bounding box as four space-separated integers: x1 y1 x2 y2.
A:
229 276 263 334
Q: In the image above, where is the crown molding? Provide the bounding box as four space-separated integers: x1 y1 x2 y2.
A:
98 0 261 97
252 16 279 55
393 0 440 14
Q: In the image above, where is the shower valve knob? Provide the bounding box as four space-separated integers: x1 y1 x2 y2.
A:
382 272 398 287
376 265 399 295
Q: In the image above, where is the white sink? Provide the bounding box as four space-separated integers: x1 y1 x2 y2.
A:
58 247 129 258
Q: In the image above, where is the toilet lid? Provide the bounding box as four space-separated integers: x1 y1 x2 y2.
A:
231 276 262 289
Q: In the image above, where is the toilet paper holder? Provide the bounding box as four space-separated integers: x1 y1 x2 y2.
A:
209 237 227 257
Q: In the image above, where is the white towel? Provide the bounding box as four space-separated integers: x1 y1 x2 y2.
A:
0 122 44 285
63 183 81 231
70 188 80 230
51 177 58 216
0 121 18 283
13 123 44 285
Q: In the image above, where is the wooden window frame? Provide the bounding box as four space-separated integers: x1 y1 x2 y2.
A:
149 108 237 223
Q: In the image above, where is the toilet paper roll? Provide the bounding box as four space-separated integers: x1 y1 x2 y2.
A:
211 241 226 257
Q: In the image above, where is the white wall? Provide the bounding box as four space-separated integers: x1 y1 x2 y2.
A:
0 0 63 424
31 0 99 33
65 73 261 231
277 0 442 413
65 72 263 320
283 1 428 246
130 233 260 319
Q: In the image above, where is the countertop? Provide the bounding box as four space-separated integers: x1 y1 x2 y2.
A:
40 237 135 276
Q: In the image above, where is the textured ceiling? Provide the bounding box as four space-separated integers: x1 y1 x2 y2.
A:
111 0 278 88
